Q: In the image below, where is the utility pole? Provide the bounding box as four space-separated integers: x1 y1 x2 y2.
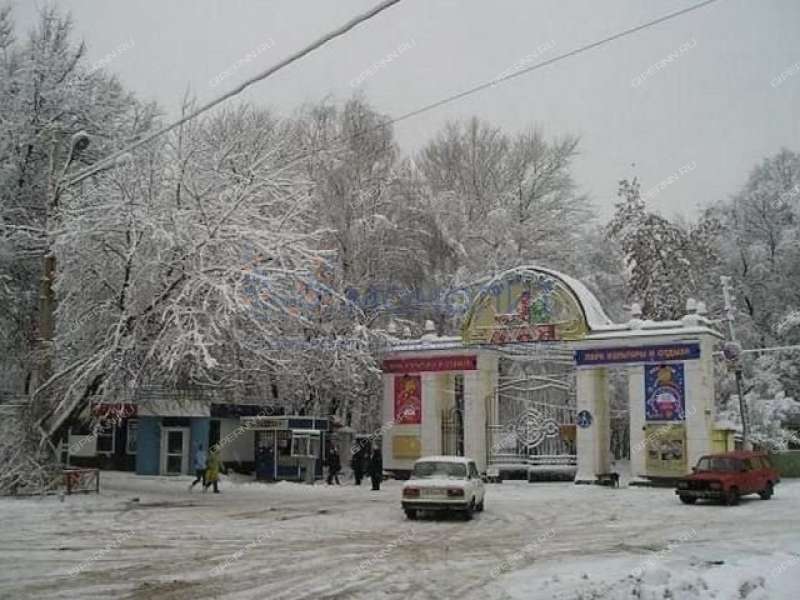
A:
720 276 750 450
30 132 91 399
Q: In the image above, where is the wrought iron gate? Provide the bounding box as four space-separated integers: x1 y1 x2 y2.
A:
487 349 578 477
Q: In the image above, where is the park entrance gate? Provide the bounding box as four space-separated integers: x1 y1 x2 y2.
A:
381 266 722 483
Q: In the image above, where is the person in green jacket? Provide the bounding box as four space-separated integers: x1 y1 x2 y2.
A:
203 446 223 494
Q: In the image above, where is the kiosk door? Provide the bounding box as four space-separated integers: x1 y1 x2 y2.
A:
255 430 276 481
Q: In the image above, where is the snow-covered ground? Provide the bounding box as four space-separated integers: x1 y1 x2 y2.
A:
1 471 798 599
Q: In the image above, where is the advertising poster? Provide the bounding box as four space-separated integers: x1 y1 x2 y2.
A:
392 435 422 459
645 363 686 421
394 375 422 424
645 424 687 477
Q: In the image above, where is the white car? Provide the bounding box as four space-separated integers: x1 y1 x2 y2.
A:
401 456 486 520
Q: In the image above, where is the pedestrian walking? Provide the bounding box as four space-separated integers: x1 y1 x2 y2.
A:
326 446 342 485
203 446 223 493
368 446 383 491
351 441 368 486
189 443 207 490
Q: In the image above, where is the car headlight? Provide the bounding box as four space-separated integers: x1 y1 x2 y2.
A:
403 487 420 498
677 482 689 489
709 482 722 490
447 488 464 497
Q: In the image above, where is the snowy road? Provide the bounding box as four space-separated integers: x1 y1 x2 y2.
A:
1 471 798 599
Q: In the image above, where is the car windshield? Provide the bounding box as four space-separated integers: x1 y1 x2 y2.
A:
695 457 742 472
412 461 467 479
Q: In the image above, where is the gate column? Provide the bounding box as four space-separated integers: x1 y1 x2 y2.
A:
628 365 646 477
684 336 716 468
575 367 610 483
420 373 441 457
464 351 496 472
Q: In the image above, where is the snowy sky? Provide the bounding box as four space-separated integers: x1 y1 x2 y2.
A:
13 0 800 221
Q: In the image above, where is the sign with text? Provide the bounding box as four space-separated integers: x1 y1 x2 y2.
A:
382 355 477 373
574 343 700 366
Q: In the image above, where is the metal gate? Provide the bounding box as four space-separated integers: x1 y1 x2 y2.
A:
487 349 578 479
486 349 631 478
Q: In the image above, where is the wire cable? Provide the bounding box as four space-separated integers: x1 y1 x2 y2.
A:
70 0 719 186
66 0 405 186
235 0 722 175
390 0 719 126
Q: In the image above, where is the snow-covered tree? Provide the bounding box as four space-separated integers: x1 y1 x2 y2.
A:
40 104 335 437
716 354 800 451
417 118 590 276
607 178 720 320
0 5 156 398
713 149 800 346
709 149 800 408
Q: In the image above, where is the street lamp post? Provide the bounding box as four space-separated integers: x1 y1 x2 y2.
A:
30 131 91 397
720 276 750 450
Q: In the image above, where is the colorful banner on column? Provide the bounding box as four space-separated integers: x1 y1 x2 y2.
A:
645 363 686 421
394 375 422 424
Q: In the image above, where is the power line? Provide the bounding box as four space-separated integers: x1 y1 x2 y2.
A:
71 0 719 186
66 0 405 187
252 0 722 174
390 0 719 126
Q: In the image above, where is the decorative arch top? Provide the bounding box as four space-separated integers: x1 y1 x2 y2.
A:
461 266 612 345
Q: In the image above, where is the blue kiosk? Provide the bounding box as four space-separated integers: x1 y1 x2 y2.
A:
244 415 330 482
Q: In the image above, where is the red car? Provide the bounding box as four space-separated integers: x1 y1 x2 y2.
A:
676 451 780 506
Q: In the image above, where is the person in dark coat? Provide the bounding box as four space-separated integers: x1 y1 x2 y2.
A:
368 446 383 491
326 446 342 485
351 441 368 486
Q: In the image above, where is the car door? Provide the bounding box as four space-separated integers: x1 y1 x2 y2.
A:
752 456 769 490
741 458 759 494
761 455 778 483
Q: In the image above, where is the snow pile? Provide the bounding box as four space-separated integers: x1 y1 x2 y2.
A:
502 549 799 600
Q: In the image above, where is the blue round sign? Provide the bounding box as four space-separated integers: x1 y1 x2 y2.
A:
576 410 593 429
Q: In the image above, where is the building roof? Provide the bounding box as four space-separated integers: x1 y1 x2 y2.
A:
527 265 614 330
382 266 722 356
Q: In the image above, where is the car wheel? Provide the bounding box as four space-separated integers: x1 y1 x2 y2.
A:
679 495 697 505
759 482 774 500
724 487 740 506
463 498 475 520
405 509 417 520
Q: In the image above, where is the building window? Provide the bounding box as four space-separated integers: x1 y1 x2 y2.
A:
126 420 138 455
291 434 320 458
96 423 115 454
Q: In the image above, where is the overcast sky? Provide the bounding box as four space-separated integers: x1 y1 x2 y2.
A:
13 0 800 221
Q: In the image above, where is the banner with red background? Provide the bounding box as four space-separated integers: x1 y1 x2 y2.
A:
394 375 422 424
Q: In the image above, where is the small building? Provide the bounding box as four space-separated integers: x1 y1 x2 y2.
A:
134 401 286 476
243 415 330 482
66 402 138 471
64 393 336 482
